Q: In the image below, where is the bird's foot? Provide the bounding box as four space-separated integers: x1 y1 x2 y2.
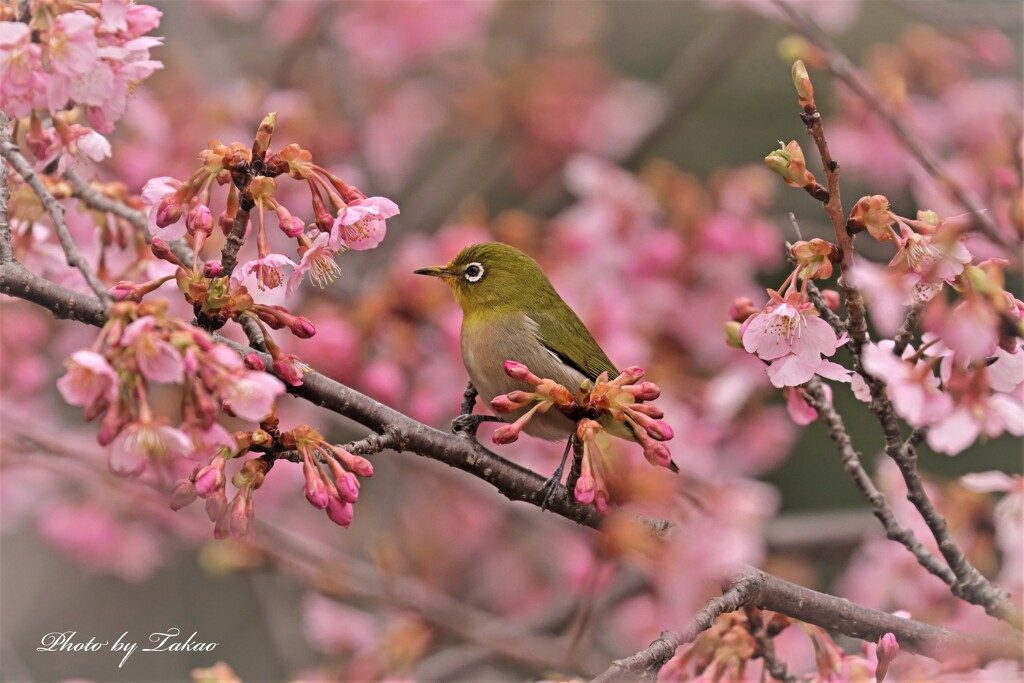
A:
538 473 563 511
451 413 501 439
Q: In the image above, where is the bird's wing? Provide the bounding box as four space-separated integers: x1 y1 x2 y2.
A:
527 307 619 382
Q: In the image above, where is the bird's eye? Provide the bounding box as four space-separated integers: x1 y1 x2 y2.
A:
464 262 484 282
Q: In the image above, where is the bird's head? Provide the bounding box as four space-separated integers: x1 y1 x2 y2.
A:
414 242 555 314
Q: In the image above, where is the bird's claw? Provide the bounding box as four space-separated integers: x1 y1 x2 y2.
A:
451 412 501 439
538 475 563 511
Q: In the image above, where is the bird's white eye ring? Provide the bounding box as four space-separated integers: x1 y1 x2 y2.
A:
464 262 484 282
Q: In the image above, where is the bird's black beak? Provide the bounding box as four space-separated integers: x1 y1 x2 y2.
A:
414 265 455 278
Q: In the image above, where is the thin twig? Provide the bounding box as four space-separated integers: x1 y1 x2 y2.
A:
590 572 765 683
0 137 112 305
802 378 957 587
0 112 12 264
747 607 796 683
63 170 146 230
892 301 924 356
773 0 1010 249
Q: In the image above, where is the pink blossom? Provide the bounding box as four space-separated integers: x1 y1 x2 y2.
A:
926 392 1024 456
100 0 130 32
287 233 341 295
108 420 192 477
230 253 298 291
46 11 99 78
0 22 47 118
784 385 826 425
741 291 850 388
222 371 287 422
125 3 163 35
939 298 1000 364
989 345 1024 394
141 177 186 240
329 196 399 251
121 316 184 384
861 341 953 428
57 350 118 409
889 220 972 303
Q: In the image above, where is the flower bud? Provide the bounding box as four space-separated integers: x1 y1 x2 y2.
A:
325 496 354 527
729 297 758 322
243 353 266 371
765 141 814 188
252 112 277 160
626 381 661 401
303 458 329 509
156 192 184 228
170 478 198 510
875 633 899 682
205 490 227 523
490 395 520 413
792 59 814 108
110 281 139 301
848 195 893 241
336 471 361 503
202 260 224 277
574 472 596 506
194 460 224 498
822 289 841 311
492 424 521 445
279 214 305 238
228 493 253 538
186 202 214 237
290 317 316 339
273 358 305 386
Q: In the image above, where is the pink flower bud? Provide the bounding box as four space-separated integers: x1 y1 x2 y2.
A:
875 633 899 683
110 281 139 301
150 238 173 260
347 455 374 478
336 471 361 503
290 317 316 339
492 424 520 445
490 395 519 413
325 496 354 527
228 494 253 538
170 478 197 510
643 442 673 469
279 215 305 237
243 353 266 371
303 458 328 509
201 261 223 277
645 420 674 441
187 203 214 237
156 193 184 228
730 297 758 322
97 404 126 446
194 460 224 498
574 473 596 505
205 490 227 523
503 360 532 381
273 358 305 386
626 382 661 401
822 289 841 311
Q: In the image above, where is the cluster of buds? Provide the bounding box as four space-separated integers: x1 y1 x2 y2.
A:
168 420 374 538
282 425 374 528
489 361 674 511
56 300 286 478
142 113 399 300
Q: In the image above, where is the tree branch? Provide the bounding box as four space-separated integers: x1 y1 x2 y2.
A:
590 572 766 683
773 0 1010 250
0 128 112 305
802 378 957 585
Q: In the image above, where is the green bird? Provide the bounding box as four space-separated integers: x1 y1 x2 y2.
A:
415 242 676 496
